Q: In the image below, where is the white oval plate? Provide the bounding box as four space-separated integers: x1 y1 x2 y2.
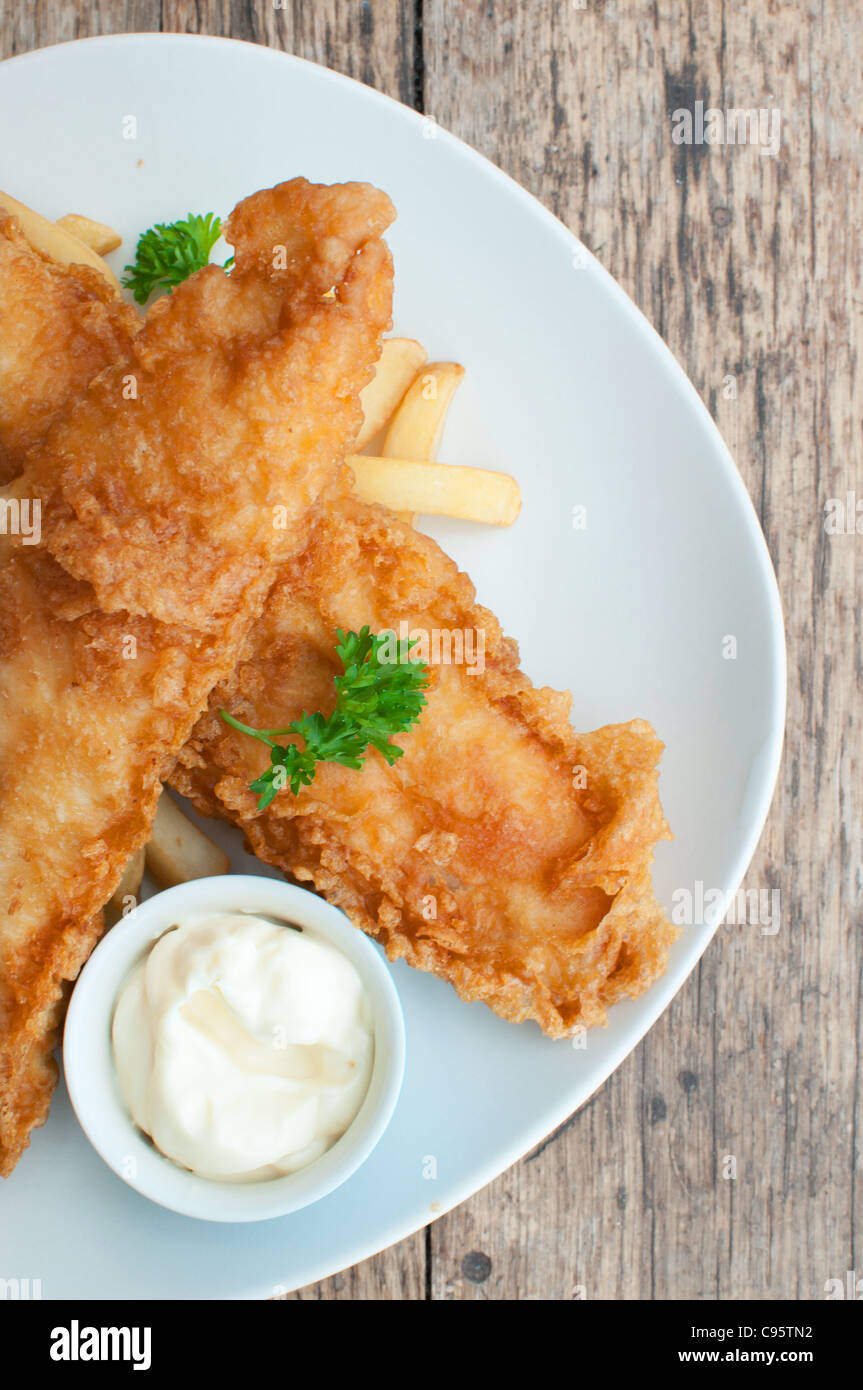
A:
0 34 785 1299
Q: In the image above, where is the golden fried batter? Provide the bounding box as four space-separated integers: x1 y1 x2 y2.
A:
0 214 139 484
0 181 395 1175
173 489 676 1037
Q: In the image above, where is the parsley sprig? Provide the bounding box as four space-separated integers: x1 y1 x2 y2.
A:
219 628 429 809
122 213 233 304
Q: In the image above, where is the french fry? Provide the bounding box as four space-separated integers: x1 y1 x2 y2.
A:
379 361 465 524
381 362 465 462
105 847 145 926
355 338 428 450
350 456 521 527
145 792 230 889
0 189 121 291
55 213 122 257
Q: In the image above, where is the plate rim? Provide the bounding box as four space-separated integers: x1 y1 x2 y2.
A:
0 30 787 1297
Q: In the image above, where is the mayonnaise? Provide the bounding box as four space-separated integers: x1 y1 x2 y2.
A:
111 913 374 1182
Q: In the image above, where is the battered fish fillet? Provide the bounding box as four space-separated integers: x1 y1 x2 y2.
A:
173 488 677 1037
0 180 394 1175
0 213 139 484
0 216 142 1165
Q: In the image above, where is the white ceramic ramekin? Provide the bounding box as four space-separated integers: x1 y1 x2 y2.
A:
64 875 405 1223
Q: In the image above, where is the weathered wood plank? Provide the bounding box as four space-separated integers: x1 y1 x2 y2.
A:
0 1 160 59
159 0 416 104
0 2 415 102
421 0 862 1300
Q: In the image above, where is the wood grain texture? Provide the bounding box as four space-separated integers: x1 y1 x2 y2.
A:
2 0 859 1302
421 0 862 1302
0 0 160 54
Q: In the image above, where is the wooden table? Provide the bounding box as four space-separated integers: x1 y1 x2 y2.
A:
4 2 859 1301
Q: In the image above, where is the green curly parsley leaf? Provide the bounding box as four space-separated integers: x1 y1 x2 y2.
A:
122 212 233 305
219 627 429 809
